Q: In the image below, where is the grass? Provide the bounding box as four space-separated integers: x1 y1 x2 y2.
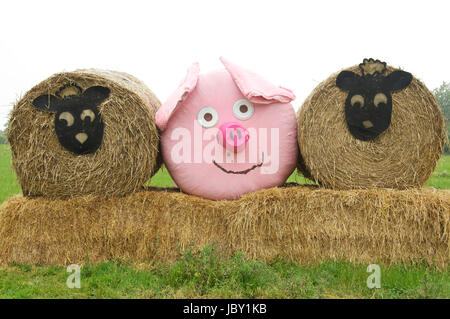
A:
0 245 448 298
0 143 449 299
0 145 21 203
424 154 450 189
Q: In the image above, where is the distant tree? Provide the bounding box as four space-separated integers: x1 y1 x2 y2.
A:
434 82 450 120
433 82 450 154
446 127 450 154
0 132 6 144
0 119 10 144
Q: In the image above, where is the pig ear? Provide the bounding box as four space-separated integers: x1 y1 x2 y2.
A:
220 57 295 104
156 62 200 131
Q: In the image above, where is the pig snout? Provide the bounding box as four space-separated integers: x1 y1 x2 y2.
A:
217 122 249 153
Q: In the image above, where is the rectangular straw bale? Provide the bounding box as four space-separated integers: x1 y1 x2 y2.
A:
0 186 448 267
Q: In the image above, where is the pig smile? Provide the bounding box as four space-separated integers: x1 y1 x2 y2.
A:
212 153 264 175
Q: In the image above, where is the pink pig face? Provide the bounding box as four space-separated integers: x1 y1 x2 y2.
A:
156 58 298 200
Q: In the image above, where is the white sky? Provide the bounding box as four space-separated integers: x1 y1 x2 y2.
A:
1 0 449 128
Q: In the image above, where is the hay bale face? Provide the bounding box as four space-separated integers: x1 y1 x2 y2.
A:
336 60 413 141
156 58 298 200
32 86 110 155
298 59 446 189
8 70 161 198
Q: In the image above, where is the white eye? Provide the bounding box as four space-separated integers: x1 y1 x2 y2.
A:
81 109 95 122
197 106 219 128
374 93 388 107
58 112 74 127
350 94 365 108
233 99 254 120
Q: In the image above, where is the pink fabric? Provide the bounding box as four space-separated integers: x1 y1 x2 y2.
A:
156 58 298 200
220 57 295 104
155 62 200 131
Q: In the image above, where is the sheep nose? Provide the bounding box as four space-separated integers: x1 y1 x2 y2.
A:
217 122 249 153
362 120 374 129
75 133 88 144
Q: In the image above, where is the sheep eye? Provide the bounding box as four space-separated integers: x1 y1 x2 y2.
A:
350 95 365 108
58 112 74 127
374 93 388 107
81 109 95 122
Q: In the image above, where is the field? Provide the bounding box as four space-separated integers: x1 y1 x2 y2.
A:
0 144 449 298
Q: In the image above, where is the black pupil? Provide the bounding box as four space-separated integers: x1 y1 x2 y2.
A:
204 113 213 121
240 105 248 113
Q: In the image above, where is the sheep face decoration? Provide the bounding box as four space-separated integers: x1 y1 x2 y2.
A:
32 86 110 155
336 59 412 141
156 57 298 200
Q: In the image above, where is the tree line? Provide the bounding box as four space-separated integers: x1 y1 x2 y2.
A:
0 120 7 144
0 129 6 144
433 82 450 154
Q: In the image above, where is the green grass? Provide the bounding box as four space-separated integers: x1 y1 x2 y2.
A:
0 245 448 298
425 154 450 189
0 145 21 203
0 143 449 299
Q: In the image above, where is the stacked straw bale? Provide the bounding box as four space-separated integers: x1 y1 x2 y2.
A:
7 69 161 198
297 64 446 189
0 186 448 267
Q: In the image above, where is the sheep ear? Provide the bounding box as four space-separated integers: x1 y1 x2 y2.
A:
32 94 59 112
156 62 200 131
220 57 295 104
384 70 412 92
82 86 110 105
336 71 361 91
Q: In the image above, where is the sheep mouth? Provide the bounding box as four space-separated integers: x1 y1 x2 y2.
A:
212 153 264 175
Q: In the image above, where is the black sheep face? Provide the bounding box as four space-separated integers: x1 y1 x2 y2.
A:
336 66 412 141
32 86 110 155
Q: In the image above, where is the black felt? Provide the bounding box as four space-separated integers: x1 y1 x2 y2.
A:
32 86 110 155
336 66 412 141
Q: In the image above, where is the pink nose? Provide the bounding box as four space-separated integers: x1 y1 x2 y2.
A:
217 122 249 153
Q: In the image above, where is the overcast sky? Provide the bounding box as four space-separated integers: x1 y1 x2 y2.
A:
1 0 449 128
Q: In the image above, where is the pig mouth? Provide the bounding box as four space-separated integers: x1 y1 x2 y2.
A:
212 153 264 175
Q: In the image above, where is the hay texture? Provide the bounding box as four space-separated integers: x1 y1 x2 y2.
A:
7 69 161 198
297 63 446 189
0 186 448 267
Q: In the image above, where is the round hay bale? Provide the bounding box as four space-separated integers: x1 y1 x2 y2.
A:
298 60 446 189
7 69 161 198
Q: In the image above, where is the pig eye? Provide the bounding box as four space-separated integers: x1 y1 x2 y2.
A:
233 99 254 120
374 93 388 107
350 95 365 108
197 106 219 128
81 109 96 122
58 112 74 127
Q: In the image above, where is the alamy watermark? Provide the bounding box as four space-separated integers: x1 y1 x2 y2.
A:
366 264 381 289
66 264 81 289
169 122 281 174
